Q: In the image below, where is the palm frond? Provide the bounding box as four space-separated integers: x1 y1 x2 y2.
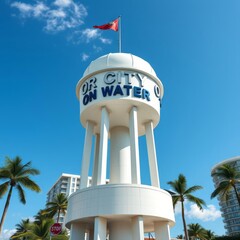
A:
42 207 58 218
219 185 232 203
52 234 69 240
16 184 26 204
188 223 207 239
43 193 68 222
0 169 12 179
0 181 9 198
187 194 206 210
211 181 231 199
20 168 40 176
17 161 39 177
212 164 240 180
11 231 34 239
17 177 41 193
172 195 181 209
15 218 30 232
167 174 187 194
184 185 203 195
33 219 53 238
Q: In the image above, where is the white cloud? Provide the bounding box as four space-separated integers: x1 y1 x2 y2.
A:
33 2 49 17
174 201 221 222
81 53 89 61
93 45 102 52
0 229 16 240
48 9 66 18
72 2 86 18
11 2 33 14
81 28 100 42
10 1 113 49
11 0 87 32
54 0 72 8
100 37 111 44
11 2 48 17
186 204 221 222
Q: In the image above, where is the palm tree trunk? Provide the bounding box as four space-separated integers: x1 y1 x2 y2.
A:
0 186 13 234
232 184 240 206
181 200 189 240
57 209 60 223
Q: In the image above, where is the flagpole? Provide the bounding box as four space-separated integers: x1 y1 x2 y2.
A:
119 16 121 53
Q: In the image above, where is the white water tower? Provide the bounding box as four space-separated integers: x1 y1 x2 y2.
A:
65 53 175 240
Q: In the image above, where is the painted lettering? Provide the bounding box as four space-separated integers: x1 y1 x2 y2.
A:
104 72 116 85
113 85 124 96
133 86 142 98
154 85 161 99
142 89 150 101
82 77 97 95
101 86 114 97
123 85 132 96
123 72 132 85
135 73 144 87
83 89 97 105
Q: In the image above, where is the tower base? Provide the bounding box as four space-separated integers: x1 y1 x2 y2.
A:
65 184 175 240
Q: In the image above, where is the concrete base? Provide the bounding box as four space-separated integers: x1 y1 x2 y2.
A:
69 219 171 240
66 184 174 240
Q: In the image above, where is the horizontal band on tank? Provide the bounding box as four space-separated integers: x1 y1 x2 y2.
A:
76 67 164 100
65 184 175 229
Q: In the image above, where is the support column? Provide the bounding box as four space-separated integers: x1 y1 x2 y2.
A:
110 126 131 184
94 217 107 240
154 221 171 240
145 121 160 188
132 216 144 240
80 121 94 189
97 107 109 185
129 107 141 184
70 223 86 240
92 134 100 186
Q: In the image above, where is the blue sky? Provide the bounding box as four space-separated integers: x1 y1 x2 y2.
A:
1 0 240 238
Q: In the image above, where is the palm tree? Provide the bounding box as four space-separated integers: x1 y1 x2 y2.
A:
43 193 68 223
11 208 69 240
34 210 49 225
0 156 41 233
211 164 240 206
188 223 206 240
167 174 206 240
11 219 53 240
11 218 31 240
11 219 69 240
205 230 215 240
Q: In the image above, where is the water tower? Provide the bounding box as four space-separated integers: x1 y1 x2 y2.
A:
65 53 175 240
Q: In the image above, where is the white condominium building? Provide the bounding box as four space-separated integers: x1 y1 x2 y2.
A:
47 173 91 224
211 156 240 236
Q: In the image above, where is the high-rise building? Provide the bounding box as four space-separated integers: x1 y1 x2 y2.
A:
47 173 91 224
211 156 240 236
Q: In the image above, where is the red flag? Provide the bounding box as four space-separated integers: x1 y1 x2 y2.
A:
93 18 119 31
